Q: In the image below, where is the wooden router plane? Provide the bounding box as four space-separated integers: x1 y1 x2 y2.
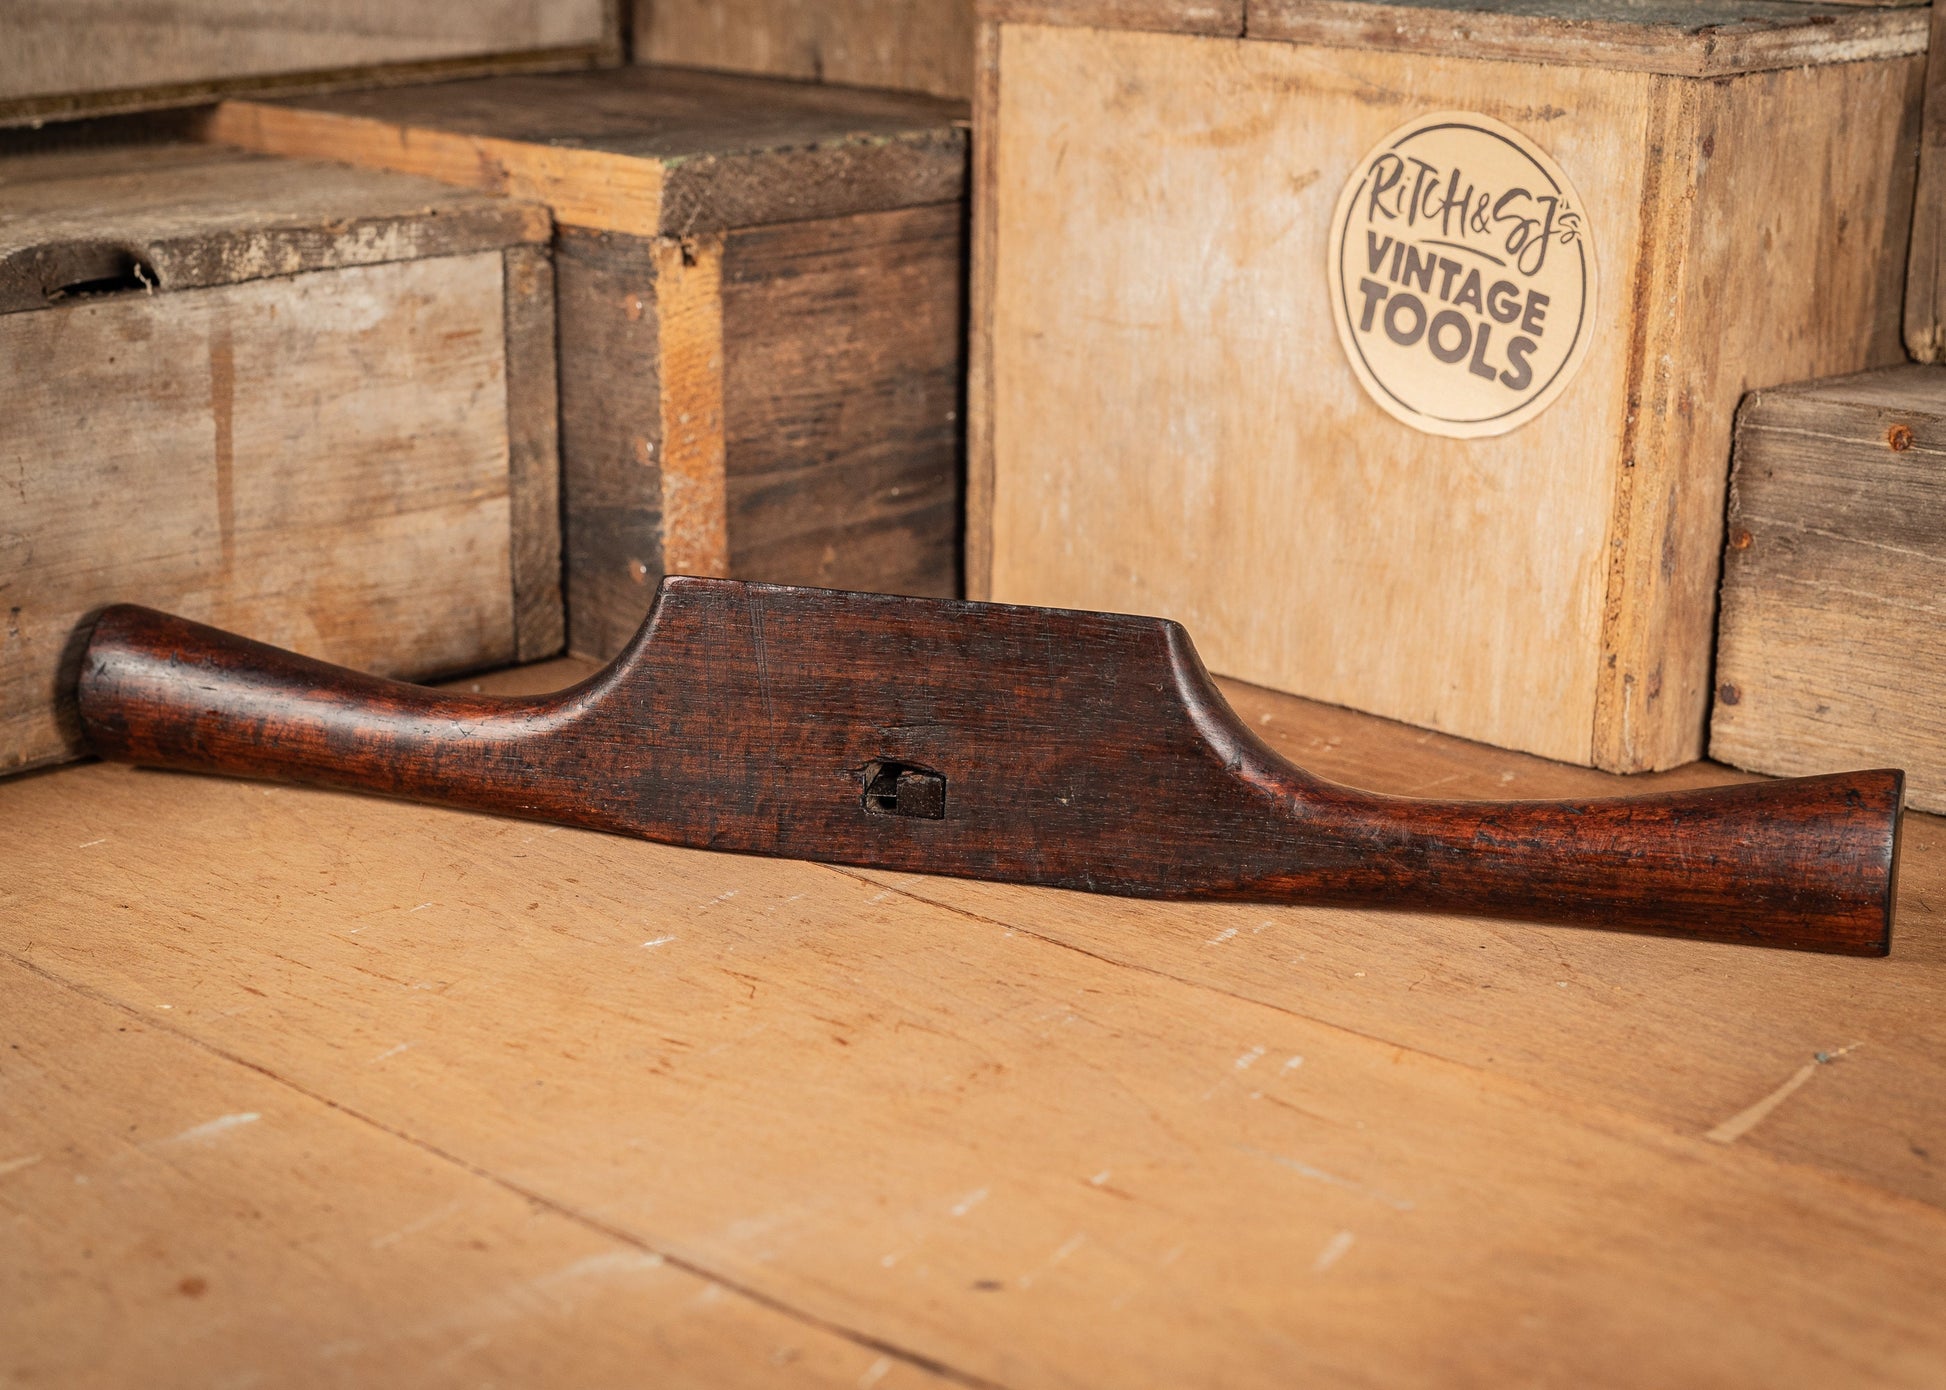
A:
75 578 1904 954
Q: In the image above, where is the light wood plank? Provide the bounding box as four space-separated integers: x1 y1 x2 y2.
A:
207 68 968 239
964 18 1002 601
206 98 670 239
655 235 731 578
3 667 1944 1387
870 671 1946 1212
0 957 947 1387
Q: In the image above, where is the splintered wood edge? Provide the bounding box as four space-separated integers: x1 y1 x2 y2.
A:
205 99 669 238
981 0 1927 76
1590 74 1697 775
0 193 551 315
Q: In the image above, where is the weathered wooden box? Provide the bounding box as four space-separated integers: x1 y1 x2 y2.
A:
1712 367 1946 814
209 67 968 660
0 142 561 774
970 0 1925 770
632 0 975 99
1 0 618 127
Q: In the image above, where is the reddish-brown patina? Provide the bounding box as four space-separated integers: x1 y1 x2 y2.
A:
77 578 1904 954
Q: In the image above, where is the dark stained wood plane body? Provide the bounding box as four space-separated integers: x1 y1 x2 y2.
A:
77 578 1904 954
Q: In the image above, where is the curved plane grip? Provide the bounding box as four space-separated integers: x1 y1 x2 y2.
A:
74 589 1905 956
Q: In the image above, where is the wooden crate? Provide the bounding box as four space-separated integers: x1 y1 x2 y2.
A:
0 142 561 775
1712 367 1946 814
208 68 969 661
0 0 619 128
631 0 976 100
969 0 1926 771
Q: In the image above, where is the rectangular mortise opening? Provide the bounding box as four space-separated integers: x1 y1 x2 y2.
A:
861 759 946 820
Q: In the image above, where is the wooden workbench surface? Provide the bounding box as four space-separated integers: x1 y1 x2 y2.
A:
4 659 1943 1387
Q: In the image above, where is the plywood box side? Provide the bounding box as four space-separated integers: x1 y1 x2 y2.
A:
1711 376 1946 812
1592 56 1922 772
985 26 1653 764
635 0 979 99
981 21 1923 768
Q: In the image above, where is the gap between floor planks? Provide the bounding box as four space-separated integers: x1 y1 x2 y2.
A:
9 657 1945 1385
439 654 1946 1208
2 948 996 1390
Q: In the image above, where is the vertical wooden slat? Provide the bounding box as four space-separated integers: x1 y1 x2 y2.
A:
1904 0 1946 361
653 235 730 578
556 230 663 662
963 19 1003 600
503 243 566 661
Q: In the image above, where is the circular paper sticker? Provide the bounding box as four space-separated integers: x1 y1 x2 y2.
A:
1328 112 1597 438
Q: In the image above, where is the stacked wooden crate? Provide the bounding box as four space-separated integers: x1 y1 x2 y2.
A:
8 0 1944 808
1701 1 1946 814
967 0 1925 773
206 67 969 659
633 0 976 99
0 0 620 126
0 141 561 774
1712 369 1946 813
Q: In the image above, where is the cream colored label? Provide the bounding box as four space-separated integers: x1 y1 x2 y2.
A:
1329 112 1597 438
